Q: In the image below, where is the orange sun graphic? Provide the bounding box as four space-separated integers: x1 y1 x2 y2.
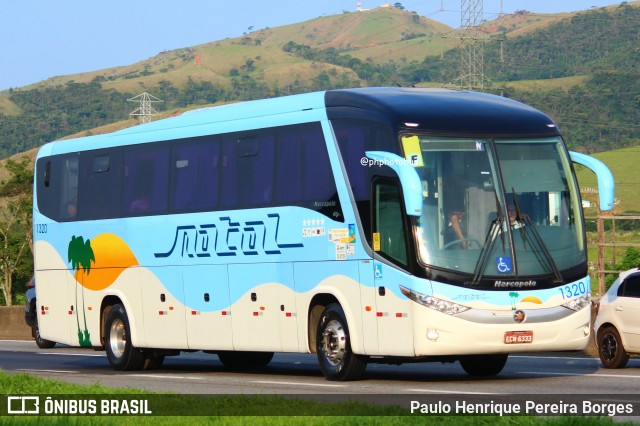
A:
74 233 138 291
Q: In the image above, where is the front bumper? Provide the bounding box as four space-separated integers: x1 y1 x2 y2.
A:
412 304 591 356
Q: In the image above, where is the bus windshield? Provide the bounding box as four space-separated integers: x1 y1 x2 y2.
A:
411 136 585 287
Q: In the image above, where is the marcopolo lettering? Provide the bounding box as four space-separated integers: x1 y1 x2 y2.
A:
494 280 537 288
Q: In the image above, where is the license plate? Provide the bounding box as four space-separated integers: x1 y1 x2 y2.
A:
504 331 533 344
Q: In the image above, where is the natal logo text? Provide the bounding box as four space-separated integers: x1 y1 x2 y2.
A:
155 213 303 258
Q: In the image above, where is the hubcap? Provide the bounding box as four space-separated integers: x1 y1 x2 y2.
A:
321 319 346 366
602 333 618 362
109 318 126 359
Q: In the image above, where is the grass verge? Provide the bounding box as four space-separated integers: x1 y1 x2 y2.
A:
1 370 635 425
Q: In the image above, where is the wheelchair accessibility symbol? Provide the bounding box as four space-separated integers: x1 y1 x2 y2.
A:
497 257 512 273
374 264 383 279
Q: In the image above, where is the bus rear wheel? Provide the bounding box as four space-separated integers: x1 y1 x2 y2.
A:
217 351 274 369
316 303 367 381
33 318 56 349
459 354 508 376
104 304 145 371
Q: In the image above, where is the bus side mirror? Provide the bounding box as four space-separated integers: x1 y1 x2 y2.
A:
569 151 615 211
365 151 422 217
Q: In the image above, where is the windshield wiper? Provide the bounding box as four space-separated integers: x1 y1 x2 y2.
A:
519 215 564 285
511 191 564 285
469 216 505 286
470 191 565 287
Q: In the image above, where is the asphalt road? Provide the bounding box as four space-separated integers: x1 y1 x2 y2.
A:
1 340 639 397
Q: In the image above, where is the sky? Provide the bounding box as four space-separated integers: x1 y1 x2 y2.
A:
0 0 627 91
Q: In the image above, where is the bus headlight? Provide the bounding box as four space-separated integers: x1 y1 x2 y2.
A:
400 286 470 315
561 294 591 311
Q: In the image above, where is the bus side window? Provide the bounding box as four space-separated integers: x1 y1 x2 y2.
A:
373 179 408 266
60 155 79 221
124 145 169 215
172 137 221 212
77 151 123 220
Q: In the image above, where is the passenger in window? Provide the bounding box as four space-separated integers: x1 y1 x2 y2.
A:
66 202 77 218
507 205 524 230
130 196 150 213
445 208 466 249
505 195 525 230
444 177 467 249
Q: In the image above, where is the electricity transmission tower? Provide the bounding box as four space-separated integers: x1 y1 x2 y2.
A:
458 0 489 90
438 1 506 91
128 92 162 124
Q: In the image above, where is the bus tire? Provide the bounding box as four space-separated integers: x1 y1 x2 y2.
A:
459 354 508 376
104 304 144 371
33 318 56 349
598 326 629 369
143 352 165 370
316 303 367 381
217 351 274 369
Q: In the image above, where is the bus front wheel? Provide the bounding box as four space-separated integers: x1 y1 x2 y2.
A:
316 303 367 381
459 354 508 376
104 304 145 371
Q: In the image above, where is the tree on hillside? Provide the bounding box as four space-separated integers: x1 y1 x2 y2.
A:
0 157 33 306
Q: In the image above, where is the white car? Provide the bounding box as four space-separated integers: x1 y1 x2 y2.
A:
594 267 640 368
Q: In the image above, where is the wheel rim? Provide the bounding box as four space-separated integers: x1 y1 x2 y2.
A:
321 319 346 367
109 318 126 359
601 333 618 362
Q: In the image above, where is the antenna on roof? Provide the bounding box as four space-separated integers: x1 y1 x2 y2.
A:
128 92 163 124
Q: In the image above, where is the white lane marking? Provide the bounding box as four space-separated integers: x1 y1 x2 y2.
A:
41 352 105 357
518 371 640 379
252 380 345 388
126 374 204 380
510 355 599 361
17 369 78 374
405 389 497 395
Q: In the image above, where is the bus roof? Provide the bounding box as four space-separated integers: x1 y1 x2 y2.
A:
38 87 560 157
325 87 560 137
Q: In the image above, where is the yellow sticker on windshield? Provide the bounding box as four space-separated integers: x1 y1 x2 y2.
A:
373 232 381 251
401 136 424 167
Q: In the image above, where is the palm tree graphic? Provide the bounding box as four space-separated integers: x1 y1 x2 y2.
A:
68 235 95 347
509 292 520 310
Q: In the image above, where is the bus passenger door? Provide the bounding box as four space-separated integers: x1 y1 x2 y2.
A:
372 179 415 356
183 265 233 350
372 261 414 356
358 259 379 355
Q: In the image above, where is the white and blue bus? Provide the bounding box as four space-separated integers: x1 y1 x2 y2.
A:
33 88 614 380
